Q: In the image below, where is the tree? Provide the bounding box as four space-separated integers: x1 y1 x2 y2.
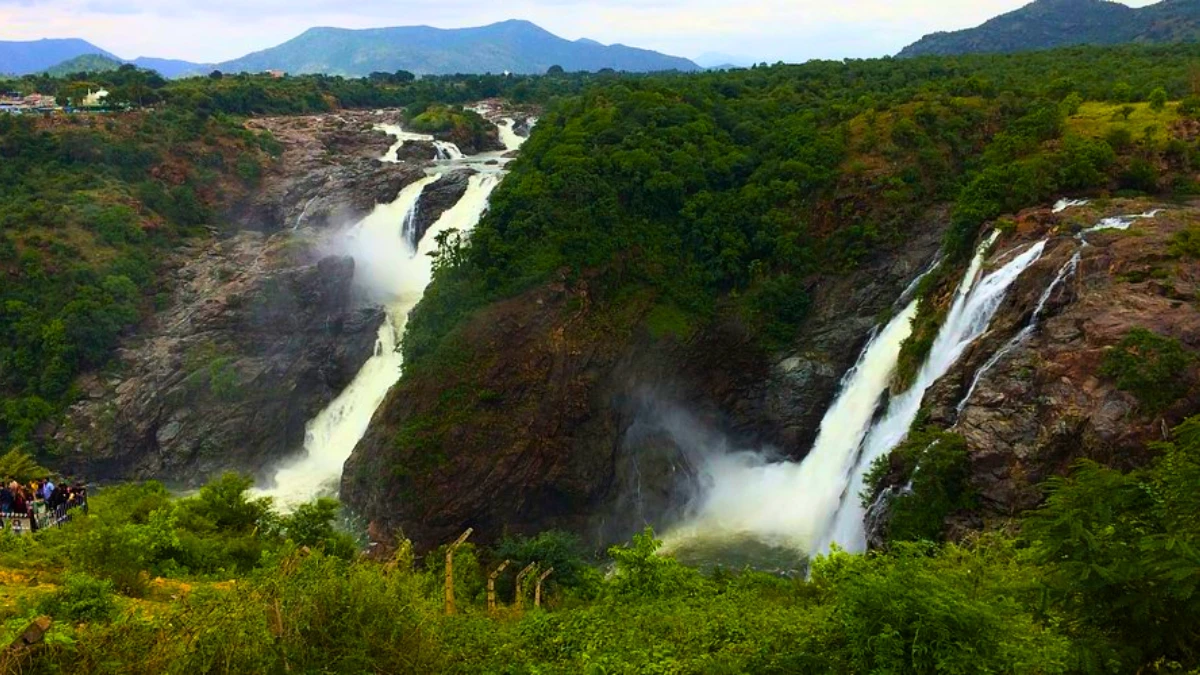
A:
1060 91 1083 116
547 65 565 75
208 70 223 80
1149 86 1168 112
1112 81 1134 103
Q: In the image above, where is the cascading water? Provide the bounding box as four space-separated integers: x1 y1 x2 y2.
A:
664 298 920 552
257 119 517 510
664 229 1049 558
818 235 1046 553
955 250 1080 414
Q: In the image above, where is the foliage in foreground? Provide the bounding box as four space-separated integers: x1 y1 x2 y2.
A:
0 418 1198 673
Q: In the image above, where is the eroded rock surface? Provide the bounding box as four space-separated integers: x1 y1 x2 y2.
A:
922 199 1200 525
57 235 384 484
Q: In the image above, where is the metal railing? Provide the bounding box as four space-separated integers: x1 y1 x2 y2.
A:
0 494 88 535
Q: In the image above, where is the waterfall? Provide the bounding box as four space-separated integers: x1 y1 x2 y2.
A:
663 298 920 552
1080 209 1161 236
497 118 523 152
433 141 465 161
257 125 506 510
663 230 1047 558
292 196 318 232
955 250 1080 414
818 237 1046 553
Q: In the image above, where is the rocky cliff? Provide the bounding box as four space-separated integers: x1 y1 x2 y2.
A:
871 198 1200 541
54 110 442 485
936 200 1198 521
341 212 948 551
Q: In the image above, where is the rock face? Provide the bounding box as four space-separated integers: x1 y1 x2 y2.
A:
915 199 1200 529
57 234 384 483
52 109 451 486
341 212 948 551
407 171 470 247
235 111 423 233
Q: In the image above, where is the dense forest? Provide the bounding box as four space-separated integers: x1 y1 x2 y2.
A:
2 43 1200 673
401 43 1200 420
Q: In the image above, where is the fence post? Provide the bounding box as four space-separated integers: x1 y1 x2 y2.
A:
535 567 554 608
514 562 537 611
487 560 511 614
444 528 473 616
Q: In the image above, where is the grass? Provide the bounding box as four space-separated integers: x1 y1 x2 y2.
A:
1066 101 1180 146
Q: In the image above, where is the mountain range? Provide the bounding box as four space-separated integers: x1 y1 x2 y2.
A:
899 0 1200 57
216 20 699 76
0 20 697 79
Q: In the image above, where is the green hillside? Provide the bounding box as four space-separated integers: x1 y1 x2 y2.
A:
42 54 124 77
899 0 1200 57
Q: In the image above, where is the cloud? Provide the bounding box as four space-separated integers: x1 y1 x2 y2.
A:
0 0 1164 64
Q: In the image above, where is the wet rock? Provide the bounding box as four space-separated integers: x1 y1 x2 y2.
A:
55 234 385 486
924 199 1200 528
408 171 471 248
234 111 425 233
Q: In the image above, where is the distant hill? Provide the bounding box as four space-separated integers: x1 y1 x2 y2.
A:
129 57 211 79
899 0 1200 57
43 53 124 76
695 52 755 68
216 19 701 76
0 38 119 76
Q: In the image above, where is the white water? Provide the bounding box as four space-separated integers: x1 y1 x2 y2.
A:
664 298 919 551
258 120 509 510
1053 198 1089 213
955 250 1080 414
376 124 465 164
665 230 1049 556
497 118 523 152
293 196 318 232
1081 209 1161 235
819 235 1046 553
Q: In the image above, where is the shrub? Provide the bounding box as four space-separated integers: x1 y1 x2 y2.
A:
40 572 116 622
0 449 48 484
1149 87 1168 112
1024 416 1200 669
862 430 976 543
1099 328 1196 413
1169 224 1200 258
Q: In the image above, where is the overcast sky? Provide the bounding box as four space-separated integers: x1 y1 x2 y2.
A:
0 0 1161 65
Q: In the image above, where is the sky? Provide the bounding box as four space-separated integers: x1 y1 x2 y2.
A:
0 0 1162 65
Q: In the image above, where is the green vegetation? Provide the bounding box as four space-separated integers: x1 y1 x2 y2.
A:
406 103 497 150
1 418 1198 672
404 44 1200 393
42 54 124 78
1171 222 1200 258
0 449 47 483
1100 328 1196 413
862 429 976 543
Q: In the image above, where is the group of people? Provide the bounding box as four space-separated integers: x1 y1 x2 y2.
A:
0 477 88 532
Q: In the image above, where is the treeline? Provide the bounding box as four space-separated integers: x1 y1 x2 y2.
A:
403 43 1200 374
0 415 1196 673
1 65 610 116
